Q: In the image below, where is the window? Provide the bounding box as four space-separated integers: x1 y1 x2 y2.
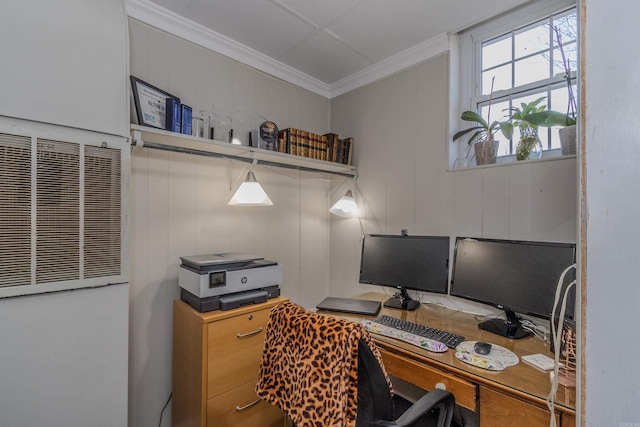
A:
459 3 578 160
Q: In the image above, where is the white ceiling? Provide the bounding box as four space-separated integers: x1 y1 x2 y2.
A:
127 0 531 97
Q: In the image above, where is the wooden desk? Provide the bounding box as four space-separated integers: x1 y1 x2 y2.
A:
318 293 576 427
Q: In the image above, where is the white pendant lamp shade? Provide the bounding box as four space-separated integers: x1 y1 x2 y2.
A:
228 171 273 206
329 190 359 217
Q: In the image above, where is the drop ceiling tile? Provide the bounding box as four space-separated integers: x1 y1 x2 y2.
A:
278 31 373 84
151 0 198 16
185 0 317 59
328 0 531 63
273 0 362 28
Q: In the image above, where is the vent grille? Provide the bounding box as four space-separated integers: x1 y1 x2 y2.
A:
0 134 32 288
84 145 122 278
0 129 123 290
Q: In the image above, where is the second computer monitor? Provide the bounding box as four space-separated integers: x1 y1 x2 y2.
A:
450 237 576 338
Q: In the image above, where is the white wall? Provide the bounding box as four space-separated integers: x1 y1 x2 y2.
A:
0 284 129 427
583 0 640 423
0 0 129 137
128 19 333 427
0 1 129 426
329 53 577 303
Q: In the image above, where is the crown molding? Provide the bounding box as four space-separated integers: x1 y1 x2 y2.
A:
329 33 451 98
125 0 331 97
125 0 450 99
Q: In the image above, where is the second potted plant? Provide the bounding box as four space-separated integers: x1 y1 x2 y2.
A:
507 97 547 161
452 96 513 166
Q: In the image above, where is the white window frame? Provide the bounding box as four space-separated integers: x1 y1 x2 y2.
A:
452 0 577 168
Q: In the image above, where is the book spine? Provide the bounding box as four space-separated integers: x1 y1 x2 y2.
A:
291 128 298 156
324 133 336 162
320 134 328 161
333 135 340 163
278 130 286 153
335 139 343 163
345 137 354 165
301 130 310 158
312 133 319 159
309 132 315 159
165 97 181 132
181 105 193 135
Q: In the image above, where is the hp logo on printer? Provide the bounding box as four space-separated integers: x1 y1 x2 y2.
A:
241 277 248 284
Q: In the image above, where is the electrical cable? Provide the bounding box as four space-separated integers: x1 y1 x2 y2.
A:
546 264 576 427
521 319 549 342
159 391 172 427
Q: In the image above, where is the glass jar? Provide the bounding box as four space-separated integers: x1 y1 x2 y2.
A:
516 127 543 161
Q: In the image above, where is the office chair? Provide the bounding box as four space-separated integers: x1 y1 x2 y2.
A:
256 302 455 427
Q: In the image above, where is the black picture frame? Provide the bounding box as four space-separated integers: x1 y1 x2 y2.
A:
130 76 179 130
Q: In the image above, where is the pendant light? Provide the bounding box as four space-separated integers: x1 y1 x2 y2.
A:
329 189 359 218
228 170 273 206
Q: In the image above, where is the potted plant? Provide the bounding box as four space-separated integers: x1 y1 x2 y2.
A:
452 80 513 165
507 97 547 161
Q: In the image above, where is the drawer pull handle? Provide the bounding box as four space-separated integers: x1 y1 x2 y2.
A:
236 398 261 412
237 327 263 338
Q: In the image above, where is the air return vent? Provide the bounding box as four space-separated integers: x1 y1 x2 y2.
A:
0 119 128 297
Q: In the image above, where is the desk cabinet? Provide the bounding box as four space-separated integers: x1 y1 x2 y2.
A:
173 298 287 427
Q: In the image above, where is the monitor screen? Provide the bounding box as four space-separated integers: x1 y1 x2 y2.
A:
450 237 576 338
359 234 450 310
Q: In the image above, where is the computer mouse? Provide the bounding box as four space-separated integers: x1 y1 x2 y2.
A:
474 341 492 355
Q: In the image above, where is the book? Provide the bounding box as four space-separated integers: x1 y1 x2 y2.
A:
165 97 181 133
290 128 298 156
335 138 344 163
300 129 309 158
278 130 287 153
344 137 354 165
324 133 338 162
308 132 316 159
181 104 193 135
319 134 328 161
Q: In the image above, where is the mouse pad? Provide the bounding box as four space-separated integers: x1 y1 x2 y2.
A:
455 341 519 371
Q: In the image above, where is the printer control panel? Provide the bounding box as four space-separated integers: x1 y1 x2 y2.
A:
209 271 226 288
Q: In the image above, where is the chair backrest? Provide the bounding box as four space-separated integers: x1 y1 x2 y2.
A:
256 302 390 427
356 338 395 425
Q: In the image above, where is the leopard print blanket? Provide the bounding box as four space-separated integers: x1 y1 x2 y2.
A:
256 301 391 427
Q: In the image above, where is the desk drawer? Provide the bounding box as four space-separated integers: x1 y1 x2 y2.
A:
379 348 477 411
207 307 272 398
207 380 283 427
479 386 559 427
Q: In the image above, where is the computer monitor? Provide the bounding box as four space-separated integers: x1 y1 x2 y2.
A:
359 234 450 311
450 237 576 339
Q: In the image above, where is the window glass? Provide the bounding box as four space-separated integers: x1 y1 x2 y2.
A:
483 36 512 69
482 64 511 94
514 54 551 86
514 23 549 59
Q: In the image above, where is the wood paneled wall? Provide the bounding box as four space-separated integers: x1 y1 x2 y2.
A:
128 19 331 427
329 53 577 299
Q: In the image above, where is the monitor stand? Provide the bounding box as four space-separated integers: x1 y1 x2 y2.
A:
383 287 420 311
478 310 532 339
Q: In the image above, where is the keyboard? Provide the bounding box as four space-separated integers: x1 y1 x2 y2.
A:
368 315 465 349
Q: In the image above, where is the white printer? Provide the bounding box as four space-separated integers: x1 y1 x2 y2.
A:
178 253 282 312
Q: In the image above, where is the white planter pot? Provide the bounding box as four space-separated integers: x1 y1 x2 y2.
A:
474 140 499 165
559 125 577 155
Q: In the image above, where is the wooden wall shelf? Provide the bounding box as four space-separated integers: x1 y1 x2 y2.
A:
130 125 357 178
